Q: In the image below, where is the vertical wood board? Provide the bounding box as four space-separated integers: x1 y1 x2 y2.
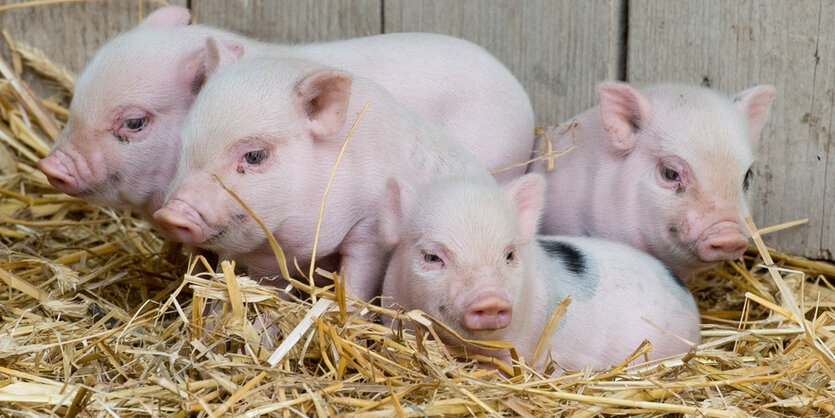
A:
384 0 625 125
0 1 184 92
191 0 382 44
628 0 833 259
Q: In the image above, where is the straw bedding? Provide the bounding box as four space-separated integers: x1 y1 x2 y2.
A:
0 31 834 417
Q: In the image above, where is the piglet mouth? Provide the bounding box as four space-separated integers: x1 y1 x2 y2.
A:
201 227 229 248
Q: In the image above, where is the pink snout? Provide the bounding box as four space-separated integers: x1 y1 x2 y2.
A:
463 292 512 331
153 199 208 244
696 222 749 262
38 154 82 195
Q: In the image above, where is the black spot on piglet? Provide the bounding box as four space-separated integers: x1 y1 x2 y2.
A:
539 239 586 276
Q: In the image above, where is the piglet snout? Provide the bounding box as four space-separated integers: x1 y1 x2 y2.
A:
464 292 512 331
696 221 748 262
38 154 82 196
153 199 208 244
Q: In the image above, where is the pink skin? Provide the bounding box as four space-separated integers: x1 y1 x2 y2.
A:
380 174 535 342
532 82 774 280
465 292 512 330
37 12 241 221
38 6 533 226
419 245 513 331
37 150 81 194
381 174 700 374
154 58 493 302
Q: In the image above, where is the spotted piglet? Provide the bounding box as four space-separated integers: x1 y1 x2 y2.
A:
380 174 700 373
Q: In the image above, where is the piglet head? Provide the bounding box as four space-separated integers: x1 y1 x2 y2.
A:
383 174 544 340
598 82 774 275
155 59 353 255
38 9 242 218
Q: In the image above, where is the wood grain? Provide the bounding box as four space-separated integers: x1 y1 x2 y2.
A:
0 0 183 101
0 1 183 74
191 0 382 44
628 0 833 259
384 0 625 125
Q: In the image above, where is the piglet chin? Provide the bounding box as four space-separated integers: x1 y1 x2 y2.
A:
153 199 209 244
695 221 748 262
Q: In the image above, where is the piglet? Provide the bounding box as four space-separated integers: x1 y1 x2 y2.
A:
153 57 494 303
37 6 533 227
380 173 700 373
532 82 774 280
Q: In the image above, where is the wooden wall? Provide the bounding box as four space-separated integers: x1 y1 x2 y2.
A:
627 0 834 260
0 0 831 260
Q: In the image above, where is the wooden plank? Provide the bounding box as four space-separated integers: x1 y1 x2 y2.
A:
628 0 834 260
820 5 835 261
0 0 185 78
191 0 382 44
384 0 625 125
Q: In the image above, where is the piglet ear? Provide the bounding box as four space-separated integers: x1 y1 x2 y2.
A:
204 38 244 77
180 37 244 96
732 85 775 146
295 69 353 138
597 81 653 151
140 6 191 27
381 178 405 247
505 173 545 245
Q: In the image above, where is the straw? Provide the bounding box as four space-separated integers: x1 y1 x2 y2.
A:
0 18 833 417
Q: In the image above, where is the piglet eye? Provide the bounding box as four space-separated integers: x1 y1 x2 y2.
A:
505 250 515 263
423 252 446 268
661 166 680 182
243 150 267 165
424 253 442 264
743 168 753 192
122 118 147 131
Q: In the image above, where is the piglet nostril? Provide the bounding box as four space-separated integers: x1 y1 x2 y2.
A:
49 176 69 189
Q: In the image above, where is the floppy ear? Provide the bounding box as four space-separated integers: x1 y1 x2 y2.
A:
597 81 654 151
140 6 191 27
504 173 546 245
294 69 353 138
381 178 405 247
732 85 775 146
179 37 244 96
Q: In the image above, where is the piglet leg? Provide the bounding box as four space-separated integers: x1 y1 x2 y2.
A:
337 217 387 303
